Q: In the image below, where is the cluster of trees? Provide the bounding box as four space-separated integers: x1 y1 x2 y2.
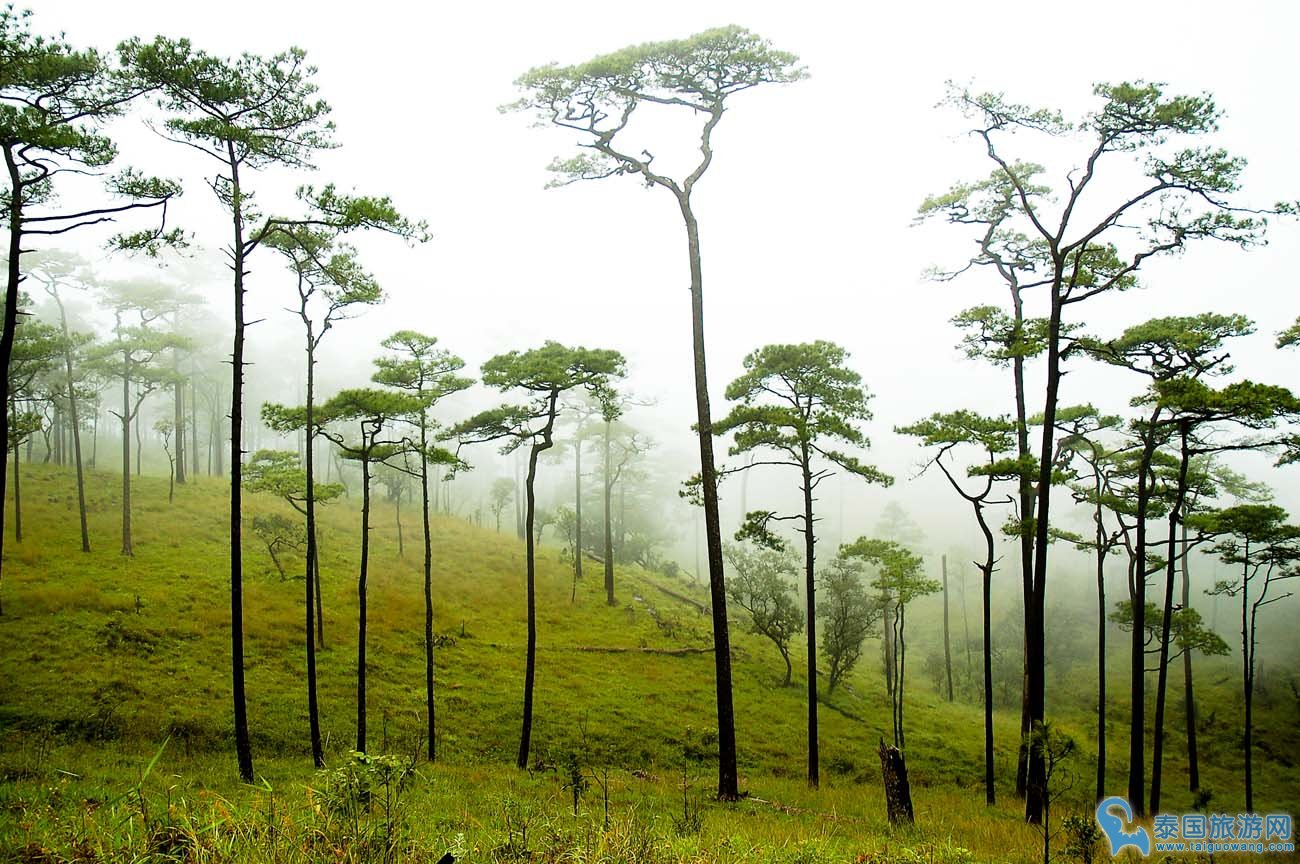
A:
5 11 1297 823
912 85 1300 819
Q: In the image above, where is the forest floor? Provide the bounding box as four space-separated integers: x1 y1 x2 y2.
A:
1 464 1297 862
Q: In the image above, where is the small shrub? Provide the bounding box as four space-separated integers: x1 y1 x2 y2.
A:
1062 813 1103 864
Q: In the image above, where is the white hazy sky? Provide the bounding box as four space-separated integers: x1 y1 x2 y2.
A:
29 0 1300 542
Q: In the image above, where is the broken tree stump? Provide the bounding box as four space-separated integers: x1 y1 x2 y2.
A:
878 739 915 824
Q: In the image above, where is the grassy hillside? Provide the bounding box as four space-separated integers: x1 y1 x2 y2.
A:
1 464 1297 862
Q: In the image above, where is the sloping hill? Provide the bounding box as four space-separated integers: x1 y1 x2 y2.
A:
1 463 1296 824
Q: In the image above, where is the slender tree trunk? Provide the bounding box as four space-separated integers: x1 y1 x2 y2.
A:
980 532 995 804
134 405 141 476
191 379 199 478
965 501 997 805
357 443 373 754
228 153 254 783
53 404 61 465
1151 422 1190 814
679 195 738 800
883 602 895 702
0 146 24 613
215 388 224 477
303 330 323 768
1181 521 1199 792
420 414 435 762
1128 423 1159 816
518 395 557 770
801 454 819 788
51 293 89 552
618 483 626 557
896 604 908 749
943 554 954 703
120 353 133 557
1095 492 1107 804
1241 556 1253 811
1025 286 1065 824
315 532 324 648
957 565 973 682
10 400 20 545
395 491 403 558
603 421 615 605
174 346 186 486
514 455 523 540
1010 286 1035 802
574 435 582 585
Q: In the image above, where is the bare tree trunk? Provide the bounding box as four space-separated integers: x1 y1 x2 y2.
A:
357 444 372 754
1181 521 1199 792
190 379 199 478
518 399 556 769
879 741 914 824
10 400 21 545
883 602 895 703
0 146 26 614
134 403 142 476
801 454 818 788
420 414 435 761
1241 556 1253 812
679 195 738 800
227 154 254 783
174 347 186 485
1025 287 1066 824
603 421 615 605
982 562 995 806
1127 421 1159 817
1151 424 1190 814
943 554 954 702
395 491 403 558
120 353 133 557
303 331 323 768
51 292 89 551
574 434 582 586
1095 497 1108 805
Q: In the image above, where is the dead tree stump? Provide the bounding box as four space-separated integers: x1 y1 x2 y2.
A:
878 739 915 824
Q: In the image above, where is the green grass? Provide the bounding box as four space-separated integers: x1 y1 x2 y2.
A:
1 463 1297 862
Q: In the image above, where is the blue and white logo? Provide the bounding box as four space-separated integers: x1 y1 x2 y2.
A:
1094 797 1293 856
1096 796 1153 856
